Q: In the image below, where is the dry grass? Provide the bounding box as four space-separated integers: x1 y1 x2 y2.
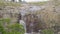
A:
35 6 60 27
0 1 21 7
28 1 48 5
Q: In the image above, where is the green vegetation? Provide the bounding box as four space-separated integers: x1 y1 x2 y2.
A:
28 2 48 5
0 1 21 6
8 23 25 34
0 18 25 34
0 22 6 34
41 29 54 34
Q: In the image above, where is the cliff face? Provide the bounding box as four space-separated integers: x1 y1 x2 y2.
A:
0 6 21 23
0 1 60 27
0 4 46 24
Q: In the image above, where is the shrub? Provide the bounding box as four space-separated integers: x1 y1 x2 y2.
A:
8 23 25 34
41 29 54 34
0 18 25 34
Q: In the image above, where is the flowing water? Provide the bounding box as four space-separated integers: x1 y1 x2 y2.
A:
19 4 46 34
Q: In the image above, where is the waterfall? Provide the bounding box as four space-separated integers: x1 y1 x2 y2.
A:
19 11 27 33
19 20 26 33
19 5 45 34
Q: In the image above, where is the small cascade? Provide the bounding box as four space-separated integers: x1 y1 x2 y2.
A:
18 5 45 34
19 20 26 33
19 11 27 34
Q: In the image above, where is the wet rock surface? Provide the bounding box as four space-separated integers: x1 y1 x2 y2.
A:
0 4 46 19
